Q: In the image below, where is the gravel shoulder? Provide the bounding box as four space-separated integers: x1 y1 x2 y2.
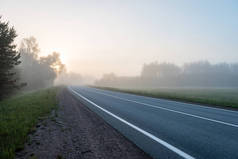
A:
16 88 151 159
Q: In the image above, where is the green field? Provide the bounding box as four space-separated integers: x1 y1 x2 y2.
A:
0 87 62 159
95 87 238 109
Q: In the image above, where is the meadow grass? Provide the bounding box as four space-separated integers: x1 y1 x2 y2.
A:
94 87 238 109
0 87 61 159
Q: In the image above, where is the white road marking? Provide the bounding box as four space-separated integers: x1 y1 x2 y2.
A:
69 87 195 159
84 87 238 128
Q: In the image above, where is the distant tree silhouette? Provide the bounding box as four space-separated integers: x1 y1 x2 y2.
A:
0 17 21 99
95 61 238 88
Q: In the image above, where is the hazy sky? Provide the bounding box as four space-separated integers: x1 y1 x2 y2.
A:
1 0 238 77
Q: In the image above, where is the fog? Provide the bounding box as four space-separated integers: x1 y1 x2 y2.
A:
95 61 238 89
16 37 66 90
1 1 238 90
2 0 238 79
15 36 238 90
15 37 238 90
15 37 94 90
55 72 95 86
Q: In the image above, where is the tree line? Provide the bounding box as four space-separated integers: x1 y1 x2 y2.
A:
0 17 65 99
95 61 238 89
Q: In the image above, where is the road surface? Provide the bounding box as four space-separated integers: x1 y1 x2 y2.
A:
68 86 238 159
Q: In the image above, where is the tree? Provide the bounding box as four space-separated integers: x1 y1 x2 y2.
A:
19 37 65 90
40 52 66 75
0 17 21 99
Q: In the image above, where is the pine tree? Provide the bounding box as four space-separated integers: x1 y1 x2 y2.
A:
0 16 21 99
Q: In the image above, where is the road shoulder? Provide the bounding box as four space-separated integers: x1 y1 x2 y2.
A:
16 88 151 159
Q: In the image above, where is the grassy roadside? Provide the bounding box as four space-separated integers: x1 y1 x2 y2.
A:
0 87 62 159
93 86 238 109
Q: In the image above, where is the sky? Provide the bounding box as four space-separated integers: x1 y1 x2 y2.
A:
1 0 238 77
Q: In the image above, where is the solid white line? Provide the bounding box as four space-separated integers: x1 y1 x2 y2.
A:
69 87 195 159
85 88 238 128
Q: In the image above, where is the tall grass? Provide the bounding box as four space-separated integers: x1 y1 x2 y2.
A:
0 87 61 159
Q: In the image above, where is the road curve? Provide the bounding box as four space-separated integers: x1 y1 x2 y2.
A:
68 86 238 159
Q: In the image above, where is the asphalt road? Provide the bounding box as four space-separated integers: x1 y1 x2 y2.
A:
68 86 238 159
